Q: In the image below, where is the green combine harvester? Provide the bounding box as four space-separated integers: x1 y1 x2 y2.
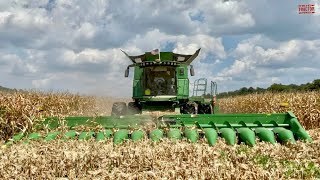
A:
7 49 312 146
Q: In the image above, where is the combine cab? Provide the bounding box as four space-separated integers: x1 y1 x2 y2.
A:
6 49 312 146
114 48 216 116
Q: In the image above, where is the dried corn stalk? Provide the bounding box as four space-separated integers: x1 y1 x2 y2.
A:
219 92 320 129
0 129 319 179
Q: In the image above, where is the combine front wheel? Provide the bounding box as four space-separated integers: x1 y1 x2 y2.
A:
181 103 197 114
127 102 141 115
198 104 213 114
111 102 127 116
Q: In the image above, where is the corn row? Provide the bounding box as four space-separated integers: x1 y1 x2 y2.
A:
219 92 320 129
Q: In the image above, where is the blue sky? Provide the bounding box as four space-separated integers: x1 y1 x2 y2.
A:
0 0 319 97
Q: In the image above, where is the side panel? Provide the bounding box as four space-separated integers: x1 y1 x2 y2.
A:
133 67 143 98
177 79 189 97
176 66 189 98
145 52 173 61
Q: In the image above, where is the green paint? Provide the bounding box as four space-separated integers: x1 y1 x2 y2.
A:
12 132 24 142
104 129 113 138
133 66 143 98
220 128 236 145
7 109 312 146
204 128 218 146
43 112 296 129
43 115 152 129
23 132 41 144
131 130 144 141
95 132 105 142
113 129 129 144
150 129 163 142
237 128 256 146
64 130 77 139
95 129 113 142
128 50 199 112
145 52 173 62
184 129 199 143
78 131 95 141
255 128 276 144
177 78 189 97
28 132 41 140
167 128 182 140
273 127 295 144
44 131 60 142
289 117 312 142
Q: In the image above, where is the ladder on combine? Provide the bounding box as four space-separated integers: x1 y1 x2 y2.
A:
192 78 217 97
193 78 207 96
192 79 218 113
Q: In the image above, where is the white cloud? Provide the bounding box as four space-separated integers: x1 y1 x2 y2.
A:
32 77 51 88
0 51 39 76
0 11 50 49
0 53 20 67
126 29 226 60
196 0 255 33
0 0 319 96
215 37 320 91
74 22 96 40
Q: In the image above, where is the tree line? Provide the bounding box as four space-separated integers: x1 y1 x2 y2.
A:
215 79 320 98
0 86 15 92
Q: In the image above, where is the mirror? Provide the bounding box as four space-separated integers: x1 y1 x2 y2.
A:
190 65 195 76
124 68 129 77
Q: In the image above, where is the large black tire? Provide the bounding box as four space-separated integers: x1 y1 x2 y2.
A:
127 102 141 115
181 103 197 114
198 104 213 114
111 102 127 116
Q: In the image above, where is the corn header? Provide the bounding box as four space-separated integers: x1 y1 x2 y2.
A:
6 49 312 146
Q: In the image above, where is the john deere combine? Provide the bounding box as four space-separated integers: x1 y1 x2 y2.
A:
7 49 312 146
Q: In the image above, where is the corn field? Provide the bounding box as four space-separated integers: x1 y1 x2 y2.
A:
0 91 128 141
219 92 320 129
0 91 319 179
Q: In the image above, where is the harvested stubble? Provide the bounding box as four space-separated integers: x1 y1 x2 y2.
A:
0 129 319 179
219 92 320 129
